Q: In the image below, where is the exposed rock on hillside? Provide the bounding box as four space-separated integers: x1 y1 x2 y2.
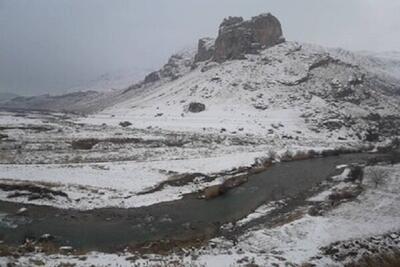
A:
160 53 193 80
188 102 206 113
213 13 285 62
194 38 215 62
144 71 160 84
123 48 196 93
138 50 195 87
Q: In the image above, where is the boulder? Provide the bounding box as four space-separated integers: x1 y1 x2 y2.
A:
119 121 132 127
214 13 284 62
201 62 219 72
71 138 99 150
188 102 206 113
204 185 225 199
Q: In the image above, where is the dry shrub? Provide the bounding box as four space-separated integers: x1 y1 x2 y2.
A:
347 165 364 183
366 167 389 188
267 150 278 160
328 191 354 202
280 150 293 162
307 149 319 157
345 250 400 267
254 156 273 168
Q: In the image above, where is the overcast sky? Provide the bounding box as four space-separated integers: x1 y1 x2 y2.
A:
1 0 399 96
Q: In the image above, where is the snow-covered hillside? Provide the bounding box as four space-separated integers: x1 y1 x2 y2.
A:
85 41 400 142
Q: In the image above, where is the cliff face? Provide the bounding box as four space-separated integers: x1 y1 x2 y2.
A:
194 37 215 63
213 13 284 62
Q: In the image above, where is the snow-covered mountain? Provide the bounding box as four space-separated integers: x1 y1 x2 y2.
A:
2 13 400 142
80 40 400 143
77 14 400 143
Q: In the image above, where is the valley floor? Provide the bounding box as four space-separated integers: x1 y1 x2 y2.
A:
0 108 399 266
1 162 399 266
0 110 362 210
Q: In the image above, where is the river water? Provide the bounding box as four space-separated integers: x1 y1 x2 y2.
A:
0 153 384 251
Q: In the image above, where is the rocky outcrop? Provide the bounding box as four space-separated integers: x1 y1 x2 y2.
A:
188 102 206 113
144 71 160 84
194 38 215 62
143 53 193 84
160 53 193 81
213 13 284 62
141 51 194 86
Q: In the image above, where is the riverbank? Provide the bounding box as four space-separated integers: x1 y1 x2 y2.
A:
0 109 378 211
1 153 399 265
2 161 398 266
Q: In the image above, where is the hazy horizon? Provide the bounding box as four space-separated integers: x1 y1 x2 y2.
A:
1 0 400 96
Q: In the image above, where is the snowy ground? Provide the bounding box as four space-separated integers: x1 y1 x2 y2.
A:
172 163 400 267
2 163 399 266
0 151 267 209
0 109 364 210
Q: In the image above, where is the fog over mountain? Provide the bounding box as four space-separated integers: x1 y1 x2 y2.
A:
1 0 399 96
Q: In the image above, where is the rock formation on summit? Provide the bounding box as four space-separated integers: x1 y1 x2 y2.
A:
213 13 284 62
194 13 284 63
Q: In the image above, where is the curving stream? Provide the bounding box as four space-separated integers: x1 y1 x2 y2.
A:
0 153 386 252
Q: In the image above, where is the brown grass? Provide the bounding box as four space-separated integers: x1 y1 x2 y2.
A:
345 250 400 267
271 208 307 228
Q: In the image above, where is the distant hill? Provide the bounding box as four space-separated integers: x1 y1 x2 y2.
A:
0 92 20 102
0 67 150 113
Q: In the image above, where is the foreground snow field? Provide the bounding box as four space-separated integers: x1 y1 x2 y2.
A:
2 163 399 266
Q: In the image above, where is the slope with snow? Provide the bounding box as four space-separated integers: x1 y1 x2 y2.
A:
85 41 400 141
